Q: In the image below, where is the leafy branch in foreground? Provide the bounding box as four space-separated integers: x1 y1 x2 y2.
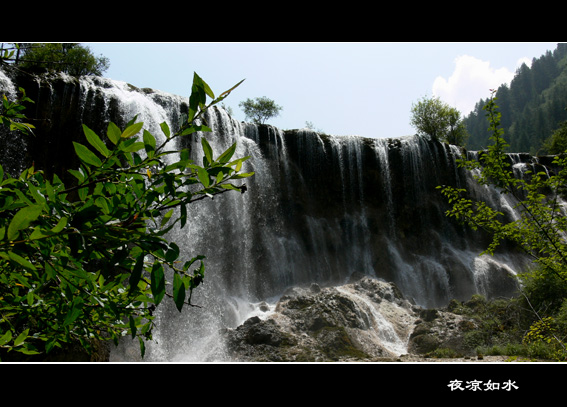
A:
1 86 35 135
0 72 252 360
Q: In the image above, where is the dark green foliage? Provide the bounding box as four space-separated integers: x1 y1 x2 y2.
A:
464 43 567 154
1 43 110 76
0 87 35 135
0 72 252 360
450 295 528 350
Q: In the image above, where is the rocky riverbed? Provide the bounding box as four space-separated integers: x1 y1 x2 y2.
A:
222 273 522 362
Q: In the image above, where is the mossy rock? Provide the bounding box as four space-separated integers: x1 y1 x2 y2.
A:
314 326 370 361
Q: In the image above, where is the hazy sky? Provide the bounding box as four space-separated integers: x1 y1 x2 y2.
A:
83 42 560 139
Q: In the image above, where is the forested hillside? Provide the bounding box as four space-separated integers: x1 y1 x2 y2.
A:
464 43 567 154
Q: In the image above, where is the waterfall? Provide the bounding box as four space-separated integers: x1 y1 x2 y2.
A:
0 70 535 361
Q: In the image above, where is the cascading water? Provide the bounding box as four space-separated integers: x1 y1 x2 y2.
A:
0 70 536 361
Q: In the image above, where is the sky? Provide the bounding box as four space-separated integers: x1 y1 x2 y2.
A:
83 42 560 139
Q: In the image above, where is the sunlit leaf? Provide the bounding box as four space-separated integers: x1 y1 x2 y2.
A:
13 329 29 347
73 142 102 167
0 330 12 347
160 209 174 228
51 216 68 233
160 122 170 139
107 122 121 145
7 251 36 271
121 122 144 139
83 125 110 157
217 143 237 164
143 130 156 158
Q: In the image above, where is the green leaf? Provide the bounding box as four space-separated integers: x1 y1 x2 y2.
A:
27 183 46 207
13 329 29 347
68 168 85 183
121 141 145 153
150 263 165 306
129 255 145 293
73 142 102 167
197 168 210 188
160 122 171 139
8 204 43 241
107 122 121 145
219 183 240 191
45 262 56 280
180 204 188 228
173 273 186 312
215 171 225 184
27 290 34 306
180 148 191 164
217 142 237 164
183 255 206 271
51 216 68 233
83 125 110 157
63 298 84 326
129 315 137 339
143 130 156 158
138 337 146 359
78 187 88 201
215 79 245 103
201 138 213 166
165 242 180 263
231 172 255 179
95 196 110 214
121 122 144 139
45 338 59 354
188 73 214 123
160 209 174 228
197 74 215 99
7 251 37 271
0 330 12 347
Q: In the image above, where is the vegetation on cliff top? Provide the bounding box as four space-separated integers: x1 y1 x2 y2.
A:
1 43 109 77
